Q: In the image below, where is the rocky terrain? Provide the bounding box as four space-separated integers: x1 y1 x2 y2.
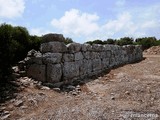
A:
0 50 160 120
144 46 160 55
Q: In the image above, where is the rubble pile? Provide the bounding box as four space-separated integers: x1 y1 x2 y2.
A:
144 46 160 55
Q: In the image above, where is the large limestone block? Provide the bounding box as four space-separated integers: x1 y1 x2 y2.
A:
40 41 67 53
63 62 79 80
63 53 74 62
67 43 82 53
135 45 143 61
101 58 109 69
100 52 107 59
76 60 88 76
109 58 116 68
92 44 103 52
91 52 100 59
81 44 87 52
43 53 62 64
47 64 62 83
75 52 84 61
92 59 102 72
84 60 93 74
27 64 46 82
106 50 112 58
83 52 91 60
42 33 65 43
85 44 93 51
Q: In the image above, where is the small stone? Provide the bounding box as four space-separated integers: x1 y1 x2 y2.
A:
72 91 78 96
76 85 81 91
76 85 80 88
21 106 28 109
111 96 115 100
1 114 10 120
29 99 38 107
41 86 50 90
53 88 61 92
3 111 10 114
52 82 63 88
110 93 114 95
66 85 76 91
38 92 46 96
77 91 81 94
14 100 23 107
0 107 6 111
7 104 14 111
125 91 130 95
20 86 25 90
71 109 75 112
35 84 42 89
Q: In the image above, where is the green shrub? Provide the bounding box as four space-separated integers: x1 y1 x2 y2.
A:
0 23 41 82
0 24 13 82
135 37 158 50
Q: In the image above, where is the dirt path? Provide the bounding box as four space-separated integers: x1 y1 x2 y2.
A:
1 55 160 120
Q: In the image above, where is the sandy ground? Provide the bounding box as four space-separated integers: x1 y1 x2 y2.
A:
0 54 160 120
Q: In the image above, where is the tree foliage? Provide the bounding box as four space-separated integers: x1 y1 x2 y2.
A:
0 23 42 82
135 37 158 50
104 39 116 44
86 39 104 45
116 37 133 46
86 37 160 50
64 37 73 44
0 24 13 82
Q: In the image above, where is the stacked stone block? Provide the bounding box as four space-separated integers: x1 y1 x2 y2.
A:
27 34 143 84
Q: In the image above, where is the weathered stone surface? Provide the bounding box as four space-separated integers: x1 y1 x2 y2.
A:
106 50 112 58
85 44 92 51
76 60 87 76
92 44 103 52
100 52 107 58
75 52 84 61
14 100 23 107
40 41 67 53
42 53 62 64
109 58 116 67
27 64 46 82
101 58 109 69
92 59 102 71
81 44 87 51
26 57 42 65
27 49 40 57
83 52 91 60
67 43 81 53
91 52 100 59
42 33 65 43
47 64 62 83
104 45 112 51
63 62 79 80
27 37 143 85
63 53 74 62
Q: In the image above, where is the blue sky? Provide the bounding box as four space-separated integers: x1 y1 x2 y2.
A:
0 0 160 43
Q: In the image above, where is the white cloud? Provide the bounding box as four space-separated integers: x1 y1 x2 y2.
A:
0 0 25 19
50 5 160 43
103 12 132 32
30 28 52 36
51 9 99 36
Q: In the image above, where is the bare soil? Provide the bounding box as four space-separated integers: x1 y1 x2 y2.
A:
0 54 160 120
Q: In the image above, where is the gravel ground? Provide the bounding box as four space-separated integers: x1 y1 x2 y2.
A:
0 54 160 120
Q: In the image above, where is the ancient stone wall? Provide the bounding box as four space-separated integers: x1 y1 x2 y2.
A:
26 34 143 84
